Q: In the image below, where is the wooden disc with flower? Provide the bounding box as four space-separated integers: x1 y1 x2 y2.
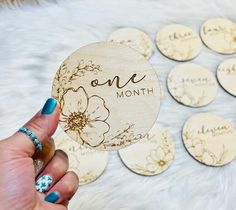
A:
182 113 236 166
167 63 217 107
118 123 175 176
55 131 108 185
52 42 161 150
108 27 153 59
200 18 236 54
156 24 202 61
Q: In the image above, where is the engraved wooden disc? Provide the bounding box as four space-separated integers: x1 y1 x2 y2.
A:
119 123 175 176
200 18 236 54
182 113 236 166
52 42 161 150
55 132 108 185
107 27 153 59
167 63 217 107
217 58 236 96
156 24 202 61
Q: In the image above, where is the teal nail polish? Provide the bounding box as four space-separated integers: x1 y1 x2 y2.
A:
44 191 60 203
41 98 57 115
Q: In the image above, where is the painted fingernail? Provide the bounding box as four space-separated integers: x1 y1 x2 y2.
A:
44 191 60 203
41 98 57 115
35 175 53 193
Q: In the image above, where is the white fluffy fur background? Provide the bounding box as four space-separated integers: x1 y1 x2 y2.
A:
0 0 236 210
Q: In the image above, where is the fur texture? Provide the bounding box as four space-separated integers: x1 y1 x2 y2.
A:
0 0 236 210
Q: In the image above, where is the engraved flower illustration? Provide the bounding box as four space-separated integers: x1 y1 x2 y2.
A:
61 86 110 147
146 146 174 173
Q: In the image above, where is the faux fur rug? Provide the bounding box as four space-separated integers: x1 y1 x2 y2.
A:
0 0 236 210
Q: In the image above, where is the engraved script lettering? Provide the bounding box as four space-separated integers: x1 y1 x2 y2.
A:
197 125 231 137
91 74 146 89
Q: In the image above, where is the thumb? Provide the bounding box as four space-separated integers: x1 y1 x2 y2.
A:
8 98 60 157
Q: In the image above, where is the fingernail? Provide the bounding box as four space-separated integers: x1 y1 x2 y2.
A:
35 175 53 193
44 191 60 203
41 98 57 115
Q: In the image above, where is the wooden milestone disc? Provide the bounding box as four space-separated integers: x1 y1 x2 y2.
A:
217 58 236 96
182 113 236 166
167 63 217 107
200 18 236 54
108 27 153 59
55 132 108 185
52 42 161 150
156 24 202 61
119 123 175 176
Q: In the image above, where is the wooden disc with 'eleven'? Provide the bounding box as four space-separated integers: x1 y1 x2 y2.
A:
182 113 236 166
200 18 236 54
217 58 236 96
156 24 202 61
108 27 153 59
55 132 108 185
167 63 218 107
52 42 161 150
119 123 175 176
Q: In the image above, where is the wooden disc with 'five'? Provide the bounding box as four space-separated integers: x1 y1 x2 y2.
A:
119 123 175 176
55 132 108 185
167 63 217 107
217 58 236 96
156 24 202 61
200 18 236 54
107 27 153 59
182 113 236 166
52 42 161 150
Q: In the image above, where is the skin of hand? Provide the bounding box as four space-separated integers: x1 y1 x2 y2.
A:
0 98 79 210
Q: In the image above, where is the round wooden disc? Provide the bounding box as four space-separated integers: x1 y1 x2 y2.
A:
200 18 236 54
182 113 236 166
217 58 236 96
167 63 217 107
55 132 108 185
107 27 153 59
119 123 175 176
52 42 161 150
156 24 202 61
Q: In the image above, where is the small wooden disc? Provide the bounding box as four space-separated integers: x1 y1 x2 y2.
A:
119 123 175 176
52 42 161 150
217 58 236 96
108 27 153 59
182 113 236 166
55 132 108 185
200 18 236 54
167 63 217 107
156 24 202 61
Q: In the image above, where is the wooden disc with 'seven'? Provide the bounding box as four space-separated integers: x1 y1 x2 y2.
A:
55 132 108 185
156 24 202 61
108 27 153 59
200 18 236 54
119 123 175 176
217 58 236 96
167 63 217 107
52 42 161 150
182 113 236 166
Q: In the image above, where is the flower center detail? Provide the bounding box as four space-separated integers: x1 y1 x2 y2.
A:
158 160 166 167
67 112 89 131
